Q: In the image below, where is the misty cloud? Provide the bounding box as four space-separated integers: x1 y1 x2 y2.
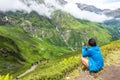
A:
62 3 113 22
0 0 31 12
0 0 116 22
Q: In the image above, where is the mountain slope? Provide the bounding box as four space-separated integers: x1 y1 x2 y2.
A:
0 9 119 78
103 19 120 40
0 0 120 79
51 10 112 47
20 40 120 80
0 26 70 75
0 10 114 49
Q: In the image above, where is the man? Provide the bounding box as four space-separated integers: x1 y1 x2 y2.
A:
81 38 104 72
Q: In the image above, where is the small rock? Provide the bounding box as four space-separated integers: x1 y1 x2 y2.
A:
66 76 70 80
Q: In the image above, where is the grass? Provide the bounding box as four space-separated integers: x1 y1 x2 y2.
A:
0 26 71 77
0 25 119 80
17 39 120 80
0 74 13 80
19 52 81 80
100 40 120 65
65 40 120 80
51 10 112 47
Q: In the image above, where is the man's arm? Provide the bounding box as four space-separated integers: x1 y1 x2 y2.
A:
82 42 91 57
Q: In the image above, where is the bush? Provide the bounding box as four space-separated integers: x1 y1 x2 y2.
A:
0 74 13 80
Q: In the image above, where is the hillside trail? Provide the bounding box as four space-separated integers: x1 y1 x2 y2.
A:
15 62 39 79
74 50 120 80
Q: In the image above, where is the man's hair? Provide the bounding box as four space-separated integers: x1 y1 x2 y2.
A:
88 38 96 46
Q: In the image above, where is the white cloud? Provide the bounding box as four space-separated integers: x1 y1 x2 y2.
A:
0 0 31 12
0 0 118 22
62 3 113 22
29 2 52 17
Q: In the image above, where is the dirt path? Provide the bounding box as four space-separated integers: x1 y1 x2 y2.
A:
15 59 48 79
16 64 39 79
98 63 120 80
73 70 95 80
98 51 120 80
74 65 120 80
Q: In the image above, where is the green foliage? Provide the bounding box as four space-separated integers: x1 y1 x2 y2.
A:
0 26 70 76
0 74 13 80
101 40 120 65
104 19 120 26
21 56 80 80
103 19 120 40
1 10 117 50
0 10 119 80
51 10 112 47
66 40 120 79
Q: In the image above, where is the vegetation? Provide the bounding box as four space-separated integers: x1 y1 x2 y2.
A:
0 26 70 76
0 74 12 80
20 40 120 80
101 40 120 65
103 19 120 40
0 10 117 50
0 10 120 80
21 55 80 80
51 10 112 48
66 40 120 80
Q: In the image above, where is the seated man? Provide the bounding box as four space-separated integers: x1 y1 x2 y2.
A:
81 38 104 72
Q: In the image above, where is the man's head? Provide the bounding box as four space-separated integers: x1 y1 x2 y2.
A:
88 38 96 46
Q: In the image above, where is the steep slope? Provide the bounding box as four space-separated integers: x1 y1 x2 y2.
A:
0 11 67 47
0 10 118 77
0 26 70 75
51 10 112 48
103 19 120 40
0 10 115 50
20 40 120 80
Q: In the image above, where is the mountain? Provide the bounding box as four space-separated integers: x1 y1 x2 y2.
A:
0 25 71 75
0 10 114 49
20 0 120 23
0 9 117 75
103 19 120 40
0 0 120 79
1 0 119 22
76 3 103 14
76 3 120 18
76 2 120 38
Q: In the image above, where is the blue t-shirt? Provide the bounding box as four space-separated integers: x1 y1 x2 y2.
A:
82 46 104 71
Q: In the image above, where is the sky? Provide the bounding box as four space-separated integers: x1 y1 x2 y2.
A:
0 0 120 22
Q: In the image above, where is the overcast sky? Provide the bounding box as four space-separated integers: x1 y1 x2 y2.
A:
0 0 120 22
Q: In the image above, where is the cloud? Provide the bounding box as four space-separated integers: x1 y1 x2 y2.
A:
0 0 117 22
0 0 31 12
62 3 112 22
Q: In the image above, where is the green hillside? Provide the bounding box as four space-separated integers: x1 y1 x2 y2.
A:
51 10 112 48
20 40 120 80
0 10 115 50
0 10 119 79
0 26 70 76
104 19 120 40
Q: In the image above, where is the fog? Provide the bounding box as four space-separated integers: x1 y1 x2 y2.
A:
0 0 118 22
